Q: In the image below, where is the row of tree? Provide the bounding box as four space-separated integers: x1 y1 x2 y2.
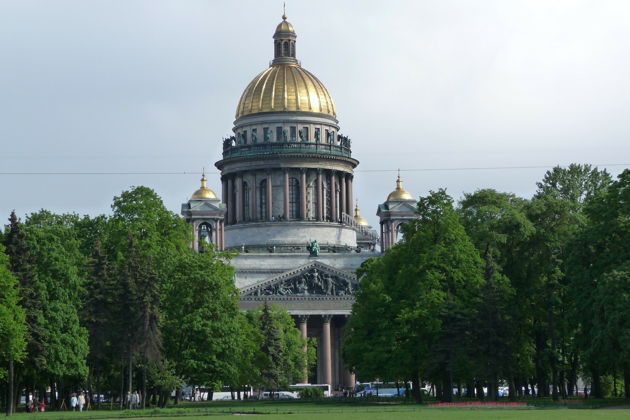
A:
0 187 308 415
345 165 629 402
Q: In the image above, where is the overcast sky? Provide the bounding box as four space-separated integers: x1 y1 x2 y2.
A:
1 0 629 229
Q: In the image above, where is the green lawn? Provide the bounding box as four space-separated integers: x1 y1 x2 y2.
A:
9 400 629 420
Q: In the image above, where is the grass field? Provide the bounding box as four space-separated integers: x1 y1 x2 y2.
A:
9 399 630 420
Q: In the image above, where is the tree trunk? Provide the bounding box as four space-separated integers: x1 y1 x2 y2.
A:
411 373 422 404
127 355 133 401
142 365 147 409
591 368 602 398
465 381 474 398
119 361 125 409
6 358 14 416
442 370 453 402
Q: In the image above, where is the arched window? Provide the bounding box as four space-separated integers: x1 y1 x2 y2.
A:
243 182 250 221
275 41 281 57
198 222 212 244
289 178 300 219
283 41 289 56
290 42 295 57
259 179 267 220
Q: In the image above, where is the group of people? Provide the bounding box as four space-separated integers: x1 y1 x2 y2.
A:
125 390 142 409
69 392 86 411
26 398 45 413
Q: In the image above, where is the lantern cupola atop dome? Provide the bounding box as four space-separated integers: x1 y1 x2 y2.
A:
273 14 297 65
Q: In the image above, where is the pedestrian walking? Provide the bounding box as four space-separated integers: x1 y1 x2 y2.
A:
78 392 86 412
70 393 78 411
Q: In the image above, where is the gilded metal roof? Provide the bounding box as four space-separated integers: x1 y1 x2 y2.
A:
235 63 336 119
387 175 414 201
191 174 217 199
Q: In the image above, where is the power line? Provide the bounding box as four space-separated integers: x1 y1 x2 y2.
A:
0 163 627 176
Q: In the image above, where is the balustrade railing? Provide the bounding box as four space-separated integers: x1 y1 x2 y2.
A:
222 138 352 159
341 212 379 241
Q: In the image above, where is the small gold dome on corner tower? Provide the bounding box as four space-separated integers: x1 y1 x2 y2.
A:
191 173 217 199
353 204 369 226
387 174 414 201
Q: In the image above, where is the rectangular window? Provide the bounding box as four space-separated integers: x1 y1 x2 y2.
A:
242 130 248 144
302 127 309 141
251 128 257 143
324 129 329 143
315 128 321 142
276 126 283 142
263 127 270 142
290 126 297 141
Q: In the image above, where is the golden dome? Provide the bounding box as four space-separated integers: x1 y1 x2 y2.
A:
275 16 295 34
387 175 414 201
236 64 336 119
354 204 369 226
191 173 217 199
235 16 336 119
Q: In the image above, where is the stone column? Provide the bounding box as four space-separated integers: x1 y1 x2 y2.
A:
380 222 385 252
346 175 353 217
340 173 346 217
283 170 290 220
391 222 396 246
299 315 309 383
227 177 234 225
317 170 323 221
222 178 227 206
300 169 307 220
330 171 337 222
266 171 273 221
250 172 257 221
322 315 333 386
235 174 243 223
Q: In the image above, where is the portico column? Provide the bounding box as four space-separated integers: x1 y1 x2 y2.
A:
322 315 333 385
330 171 337 222
283 170 290 220
266 171 273 221
235 174 243 223
317 170 323 221
299 315 309 383
340 173 346 217
300 169 307 220
227 177 234 225
346 175 353 216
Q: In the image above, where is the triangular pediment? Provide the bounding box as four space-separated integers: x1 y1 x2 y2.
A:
241 261 357 298
190 200 223 211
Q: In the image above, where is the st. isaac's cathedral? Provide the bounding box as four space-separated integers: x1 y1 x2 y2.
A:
180 14 418 390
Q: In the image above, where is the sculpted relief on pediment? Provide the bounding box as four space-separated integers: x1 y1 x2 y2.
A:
243 267 357 298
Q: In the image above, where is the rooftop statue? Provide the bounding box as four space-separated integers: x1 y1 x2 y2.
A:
307 239 320 257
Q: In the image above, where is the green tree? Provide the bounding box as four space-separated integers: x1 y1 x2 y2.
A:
161 247 241 390
569 169 629 397
0 243 27 416
527 164 610 399
246 303 306 395
459 189 534 399
24 213 90 399
346 190 484 403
